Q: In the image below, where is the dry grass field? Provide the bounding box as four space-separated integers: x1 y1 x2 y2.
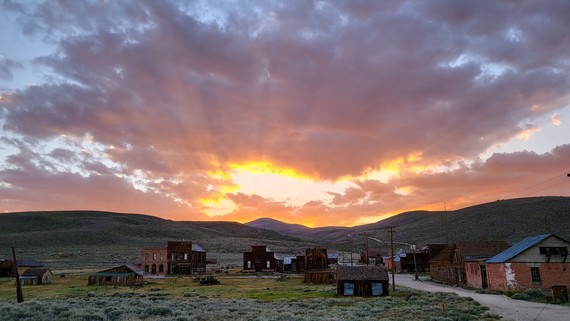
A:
0 271 501 321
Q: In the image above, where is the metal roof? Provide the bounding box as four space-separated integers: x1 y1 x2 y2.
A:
192 244 206 252
487 234 551 263
7 259 44 267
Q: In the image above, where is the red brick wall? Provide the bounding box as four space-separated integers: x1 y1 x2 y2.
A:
465 262 483 288
487 262 570 291
141 248 168 275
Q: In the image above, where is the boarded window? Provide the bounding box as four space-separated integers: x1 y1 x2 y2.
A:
372 283 383 296
539 247 568 256
344 282 354 296
531 267 541 283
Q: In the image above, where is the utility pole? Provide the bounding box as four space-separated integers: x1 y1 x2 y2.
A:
12 246 24 303
388 227 396 292
364 233 369 266
411 244 419 281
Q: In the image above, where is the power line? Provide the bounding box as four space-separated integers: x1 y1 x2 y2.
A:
501 172 569 199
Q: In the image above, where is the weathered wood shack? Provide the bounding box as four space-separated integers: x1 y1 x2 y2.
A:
19 268 53 285
88 265 144 286
336 265 389 297
303 248 335 284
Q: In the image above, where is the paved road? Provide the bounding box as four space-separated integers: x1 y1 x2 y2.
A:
394 274 570 321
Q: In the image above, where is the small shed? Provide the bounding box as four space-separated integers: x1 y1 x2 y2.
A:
19 268 53 285
336 265 389 297
88 265 144 286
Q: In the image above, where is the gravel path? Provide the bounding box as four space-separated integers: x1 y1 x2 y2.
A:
394 274 570 321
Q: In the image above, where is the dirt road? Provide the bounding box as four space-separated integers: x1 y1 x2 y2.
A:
394 274 569 321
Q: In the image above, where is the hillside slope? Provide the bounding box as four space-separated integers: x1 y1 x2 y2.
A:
342 196 570 247
0 211 307 269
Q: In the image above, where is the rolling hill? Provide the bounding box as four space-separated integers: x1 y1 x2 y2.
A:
0 211 309 269
1 196 569 269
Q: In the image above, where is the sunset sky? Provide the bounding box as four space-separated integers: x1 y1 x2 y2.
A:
1 0 569 227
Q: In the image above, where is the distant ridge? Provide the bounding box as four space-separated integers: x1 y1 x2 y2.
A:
246 217 311 235
246 197 570 246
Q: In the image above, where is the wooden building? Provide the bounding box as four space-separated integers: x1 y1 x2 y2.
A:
400 252 430 273
336 265 389 297
167 241 207 275
19 268 53 285
243 245 277 272
482 234 569 298
361 248 387 266
88 265 144 286
303 248 335 284
141 241 207 276
429 240 509 286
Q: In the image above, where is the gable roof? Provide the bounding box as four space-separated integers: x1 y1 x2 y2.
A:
92 264 144 277
8 259 44 267
487 234 551 263
456 240 511 261
21 268 51 277
336 265 389 281
429 244 455 262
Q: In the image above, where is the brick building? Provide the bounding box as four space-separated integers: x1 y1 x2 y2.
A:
483 234 569 295
141 241 206 275
141 247 168 275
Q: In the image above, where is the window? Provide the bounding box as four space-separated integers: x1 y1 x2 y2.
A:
266 260 271 269
159 264 164 273
160 253 164 262
145 253 149 262
184 253 188 260
153 253 157 261
344 282 354 296
372 283 383 296
531 267 541 283
247 261 252 269
144 265 149 273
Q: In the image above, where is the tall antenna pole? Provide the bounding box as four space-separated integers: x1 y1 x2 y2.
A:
444 202 449 243
388 227 395 292
12 246 24 303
